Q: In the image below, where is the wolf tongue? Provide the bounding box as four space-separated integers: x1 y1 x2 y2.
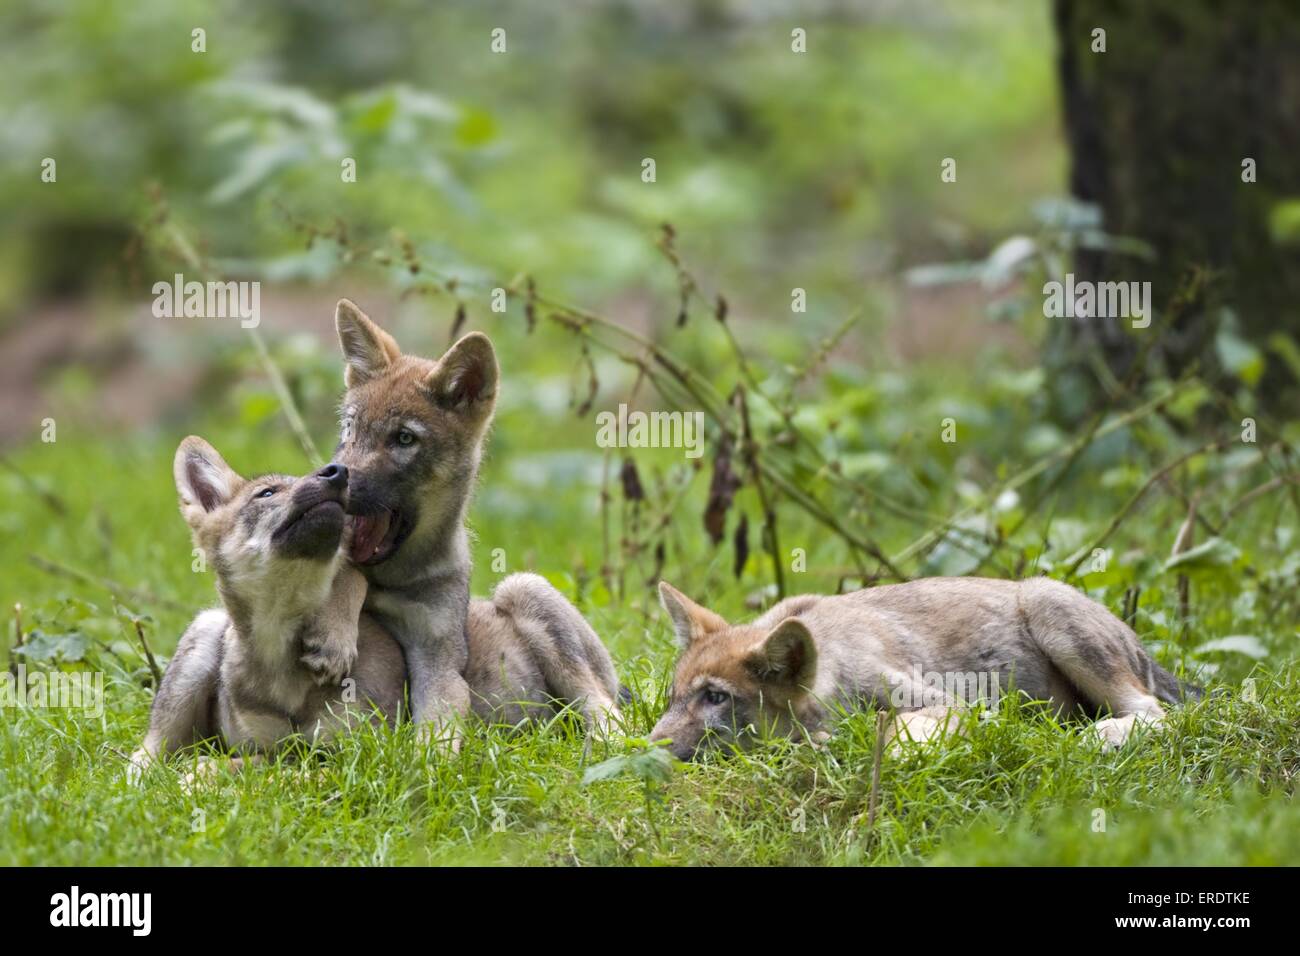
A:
349 511 392 561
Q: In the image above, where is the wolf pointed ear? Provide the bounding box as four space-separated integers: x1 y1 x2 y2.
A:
426 332 499 415
658 581 729 648
173 436 242 525
335 299 401 388
745 618 816 688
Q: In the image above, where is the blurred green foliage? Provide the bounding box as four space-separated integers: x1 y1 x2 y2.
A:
1 0 1297 867
0 0 1063 327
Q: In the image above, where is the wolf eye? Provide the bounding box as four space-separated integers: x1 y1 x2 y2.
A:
394 428 417 447
703 689 730 707
255 487 276 499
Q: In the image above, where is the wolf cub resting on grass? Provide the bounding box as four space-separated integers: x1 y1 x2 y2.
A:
130 436 622 782
650 577 1201 761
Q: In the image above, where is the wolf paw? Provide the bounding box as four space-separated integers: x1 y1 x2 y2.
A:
299 628 358 686
180 756 225 794
126 748 153 787
416 720 463 755
1091 712 1162 751
180 755 260 793
884 707 963 755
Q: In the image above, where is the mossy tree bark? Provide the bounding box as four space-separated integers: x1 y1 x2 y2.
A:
1052 0 1300 401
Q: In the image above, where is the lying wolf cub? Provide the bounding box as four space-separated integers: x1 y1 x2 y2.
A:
130 436 622 781
649 577 1201 760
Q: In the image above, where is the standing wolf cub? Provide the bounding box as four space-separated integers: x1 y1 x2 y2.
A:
131 436 622 780
331 299 497 747
650 577 1201 760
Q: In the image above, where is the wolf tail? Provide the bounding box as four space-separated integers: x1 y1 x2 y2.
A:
1144 652 1203 705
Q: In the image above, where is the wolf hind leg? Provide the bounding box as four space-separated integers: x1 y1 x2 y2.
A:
490 573 622 736
129 609 226 784
1017 578 1169 747
178 753 269 793
1090 711 1164 749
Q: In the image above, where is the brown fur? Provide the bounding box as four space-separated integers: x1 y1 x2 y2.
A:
650 578 1200 760
130 441 623 785
332 299 498 748
465 573 622 734
129 437 406 783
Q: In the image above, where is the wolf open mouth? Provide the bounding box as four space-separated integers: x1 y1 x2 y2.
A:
348 509 402 564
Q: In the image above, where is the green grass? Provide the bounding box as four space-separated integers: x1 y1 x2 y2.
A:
2 340 1298 866
3 652 1297 865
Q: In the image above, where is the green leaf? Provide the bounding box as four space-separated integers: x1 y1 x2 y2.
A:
1163 537 1240 573
1215 329 1264 386
839 451 894 479
1267 332 1300 381
455 108 498 147
1267 198 1300 246
352 91 397 134
1194 635 1268 660
14 629 88 662
582 746 676 787
581 754 631 785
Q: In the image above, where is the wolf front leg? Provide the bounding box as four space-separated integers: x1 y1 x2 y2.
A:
883 705 967 753
377 592 473 752
412 660 472 751
298 563 366 686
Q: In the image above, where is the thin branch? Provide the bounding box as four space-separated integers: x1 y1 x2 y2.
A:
864 710 888 852
0 456 67 516
28 553 189 612
734 385 785 598
9 603 23 677
893 379 1196 569
1063 438 1223 577
1221 472 1300 524
132 619 163 687
158 218 323 468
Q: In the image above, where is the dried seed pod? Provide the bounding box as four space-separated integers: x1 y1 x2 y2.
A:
449 303 467 343
620 457 644 503
733 512 749 578
647 540 666 587
524 277 537 333
571 346 598 418
704 434 742 545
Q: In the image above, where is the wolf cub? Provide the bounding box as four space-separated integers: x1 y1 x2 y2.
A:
649 577 1200 760
131 436 623 781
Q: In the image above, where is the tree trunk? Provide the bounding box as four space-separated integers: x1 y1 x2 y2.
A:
1052 0 1300 401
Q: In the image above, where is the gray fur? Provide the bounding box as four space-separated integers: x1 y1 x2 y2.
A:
332 300 499 749
650 576 1200 760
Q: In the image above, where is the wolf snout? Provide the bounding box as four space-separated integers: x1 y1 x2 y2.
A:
649 727 695 761
315 463 349 491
